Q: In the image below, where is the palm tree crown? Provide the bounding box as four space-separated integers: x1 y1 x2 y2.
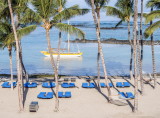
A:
144 0 160 38
105 0 134 27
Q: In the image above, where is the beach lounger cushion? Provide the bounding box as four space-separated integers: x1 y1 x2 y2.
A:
100 83 107 88
61 83 75 88
24 82 37 88
126 92 134 99
1 82 17 88
118 92 127 98
42 82 55 88
82 83 88 88
58 92 64 98
123 82 131 87
37 92 54 99
37 92 46 98
88 83 95 88
119 92 135 99
109 83 114 87
116 82 124 87
65 92 71 98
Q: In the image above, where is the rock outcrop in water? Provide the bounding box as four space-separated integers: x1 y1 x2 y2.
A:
69 38 160 45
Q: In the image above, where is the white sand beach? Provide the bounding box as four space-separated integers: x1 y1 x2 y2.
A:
0 77 160 118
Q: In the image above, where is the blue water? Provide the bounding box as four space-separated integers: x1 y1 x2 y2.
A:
0 21 160 76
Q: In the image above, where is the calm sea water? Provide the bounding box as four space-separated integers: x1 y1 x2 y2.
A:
0 21 160 76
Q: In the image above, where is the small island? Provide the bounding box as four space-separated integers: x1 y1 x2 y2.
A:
69 38 160 45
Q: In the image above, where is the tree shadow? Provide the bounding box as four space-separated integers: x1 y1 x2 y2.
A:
93 79 109 102
108 78 134 111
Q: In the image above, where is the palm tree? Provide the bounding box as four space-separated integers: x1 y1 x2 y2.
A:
105 0 134 80
133 0 139 112
85 0 111 98
7 0 24 111
31 0 88 111
145 0 160 89
0 0 39 82
85 0 110 88
0 21 37 90
139 0 144 95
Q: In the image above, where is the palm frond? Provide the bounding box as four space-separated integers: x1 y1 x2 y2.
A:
144 21 160 38
54 23 85 39
105 6 125 20
51 5 89 23
146 0 160 9
145 10 160 23
85 0 110 8
4 25 37 46
32 0 57 20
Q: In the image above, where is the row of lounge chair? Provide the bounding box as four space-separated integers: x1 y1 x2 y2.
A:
37 91 71 99
1 82 76 88
119 92 135 99
82 82 131 88
1 82 131 88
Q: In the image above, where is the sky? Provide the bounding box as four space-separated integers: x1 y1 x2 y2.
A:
66 0 150 21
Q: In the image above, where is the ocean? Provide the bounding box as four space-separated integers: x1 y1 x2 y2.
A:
0 21 160 76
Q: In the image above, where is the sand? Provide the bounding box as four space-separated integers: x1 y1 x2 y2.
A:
0 76 160 118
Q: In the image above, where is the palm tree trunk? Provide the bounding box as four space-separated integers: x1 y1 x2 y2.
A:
97 9 101 87
150 7 156 89
128 21 133 80
45 28 59 112
19 41 28 82
8 47 13 90
90 0 111 98
7 0 24 111
139 0 144 94
133 0 139 112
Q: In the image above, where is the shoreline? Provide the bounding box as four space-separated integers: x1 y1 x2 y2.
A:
69 38 160 45
1 73 160 79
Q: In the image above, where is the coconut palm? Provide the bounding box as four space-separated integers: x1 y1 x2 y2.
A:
139 0 144 95
145 0 160 36
85 0 110 87
145 0 160 88
1 0 40 110
31 0 88 111
7 0 24 111
105 0 134 80
0 20 37 90
85 0 111 98
133 0 139 112
0 0 40 82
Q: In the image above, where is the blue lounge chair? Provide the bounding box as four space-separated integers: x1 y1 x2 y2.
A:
24 82 37 88
58 92 64 98
46 92 54 99
89 83 95 88
37 92 54 99
126 92 134 99
82 83 88 88
61 83 69 88
118 92 127 99
37 92 46 98
42 82 55 88
100 83 107 88
69 83 75 87
123 82 131 87
116 82 124 88
109 83 114 87
1 82 17 88
1 82 9 86
65 91 71 98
